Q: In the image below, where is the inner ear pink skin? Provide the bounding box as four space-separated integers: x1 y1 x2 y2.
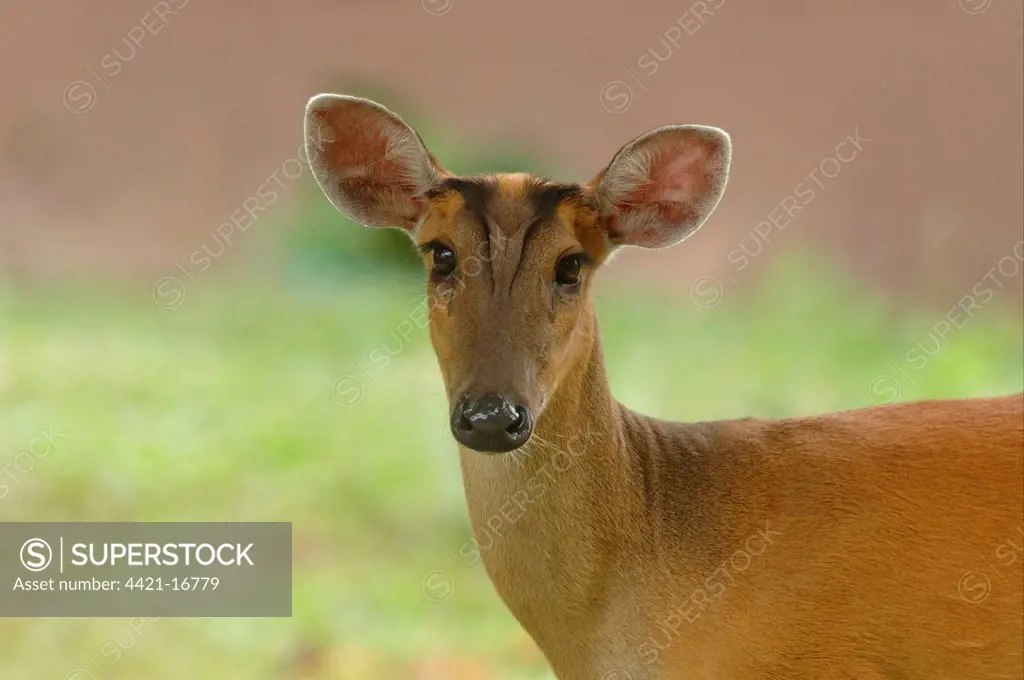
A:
648 144 711 202
306 96 439 230
601 128 728 249
615 143 711 211
312 109 408 188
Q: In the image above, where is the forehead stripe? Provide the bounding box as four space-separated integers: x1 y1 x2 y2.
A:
426 177 494 222
526 181 584 223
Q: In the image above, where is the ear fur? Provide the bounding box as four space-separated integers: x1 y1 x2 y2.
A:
590 124 731 249
304 93 445 231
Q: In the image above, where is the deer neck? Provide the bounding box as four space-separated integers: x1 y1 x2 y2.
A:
457 303 642 665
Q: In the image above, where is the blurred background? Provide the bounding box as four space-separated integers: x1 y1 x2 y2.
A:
0 0 1021 678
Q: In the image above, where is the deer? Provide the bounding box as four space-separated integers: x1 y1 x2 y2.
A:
303 93 1024 679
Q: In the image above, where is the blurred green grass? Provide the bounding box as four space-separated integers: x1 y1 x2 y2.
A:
0 254 1021 680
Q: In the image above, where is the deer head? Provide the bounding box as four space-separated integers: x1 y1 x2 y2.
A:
305 94 731 453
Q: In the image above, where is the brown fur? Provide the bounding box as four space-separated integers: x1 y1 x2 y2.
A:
303 96 1024 678
423 177 1024 679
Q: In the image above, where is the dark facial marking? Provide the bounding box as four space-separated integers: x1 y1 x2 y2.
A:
426 176 498 289
527 180 584 222
509 180 586 287
426 177 593 292
426 177 494 224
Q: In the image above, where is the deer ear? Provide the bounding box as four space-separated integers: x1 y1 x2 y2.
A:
590 125 731 249
304 94 445 231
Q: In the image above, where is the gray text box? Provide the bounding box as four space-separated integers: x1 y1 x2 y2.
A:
0 522 291 617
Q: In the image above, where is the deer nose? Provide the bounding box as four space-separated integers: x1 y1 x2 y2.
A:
451 393 533 453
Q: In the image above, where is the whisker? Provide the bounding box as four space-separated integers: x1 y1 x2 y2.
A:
530 433 566 456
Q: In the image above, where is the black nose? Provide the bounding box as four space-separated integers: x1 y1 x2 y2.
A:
451 393 533 453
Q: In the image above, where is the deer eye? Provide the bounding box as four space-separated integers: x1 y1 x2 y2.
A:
421 242 457 277
554 253 585 288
